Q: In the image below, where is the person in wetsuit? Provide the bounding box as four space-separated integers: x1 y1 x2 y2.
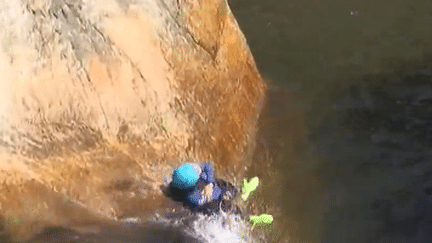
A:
166 162 242 216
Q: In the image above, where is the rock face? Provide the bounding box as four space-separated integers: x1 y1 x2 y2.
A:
0 0 265 240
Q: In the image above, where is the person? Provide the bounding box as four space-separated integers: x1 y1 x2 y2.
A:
165 162 273 226
166 162 240 215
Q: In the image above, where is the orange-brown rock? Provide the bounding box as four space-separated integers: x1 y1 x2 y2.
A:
0 0 265 240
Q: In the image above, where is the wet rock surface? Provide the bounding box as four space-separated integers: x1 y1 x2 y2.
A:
0 0 265 241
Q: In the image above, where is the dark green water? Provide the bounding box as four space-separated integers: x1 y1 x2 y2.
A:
231 0 432 242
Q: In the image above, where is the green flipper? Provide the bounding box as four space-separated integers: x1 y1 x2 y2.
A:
241 176 259 201
249 214 274 226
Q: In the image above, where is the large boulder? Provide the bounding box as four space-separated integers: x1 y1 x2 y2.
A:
0 0 265 240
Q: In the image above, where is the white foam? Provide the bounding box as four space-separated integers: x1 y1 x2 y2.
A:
189 213 251 243
137 205 257 243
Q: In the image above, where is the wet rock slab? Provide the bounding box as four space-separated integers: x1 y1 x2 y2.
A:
0 0 265 241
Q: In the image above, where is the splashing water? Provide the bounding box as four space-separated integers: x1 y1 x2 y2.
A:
189 213 251 243
142 208 258 243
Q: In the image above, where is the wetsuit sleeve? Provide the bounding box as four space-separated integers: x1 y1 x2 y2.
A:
185 190 202 208
185 183 222 208
212 183 221 201
201 163 221 201
200 162 214 183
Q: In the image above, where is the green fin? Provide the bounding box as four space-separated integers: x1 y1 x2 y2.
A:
241 176 259 201
249 214 274 226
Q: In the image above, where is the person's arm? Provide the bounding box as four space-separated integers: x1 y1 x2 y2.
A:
200 162 214 183
200 162 222 202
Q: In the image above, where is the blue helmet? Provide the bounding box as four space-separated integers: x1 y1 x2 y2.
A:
172 163 199 190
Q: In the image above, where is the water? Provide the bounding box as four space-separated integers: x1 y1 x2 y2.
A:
230 0 432 242
22 203 257 243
